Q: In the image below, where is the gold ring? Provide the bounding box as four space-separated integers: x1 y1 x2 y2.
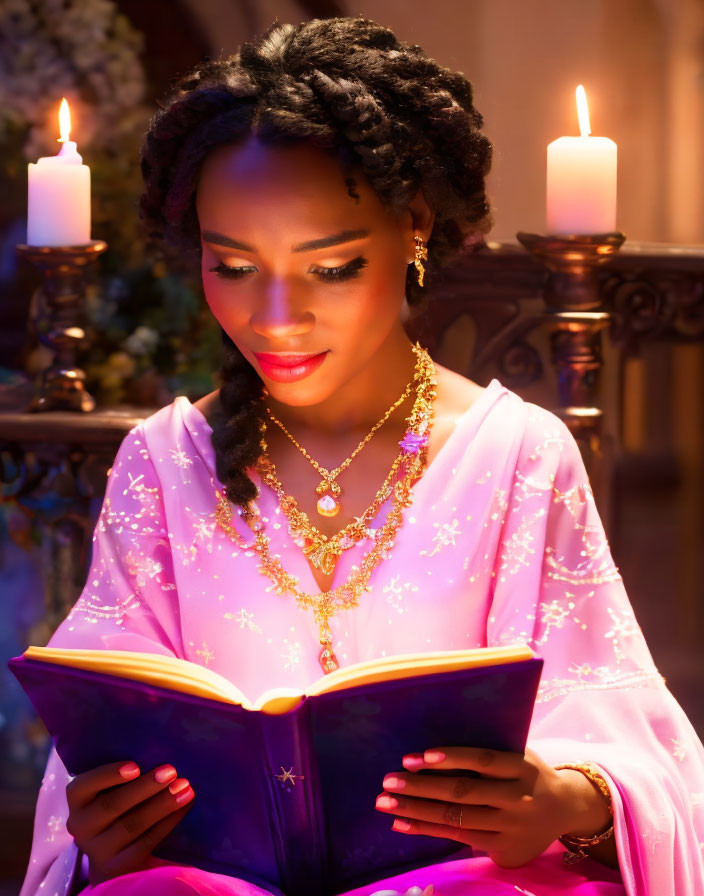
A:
459 807 463 828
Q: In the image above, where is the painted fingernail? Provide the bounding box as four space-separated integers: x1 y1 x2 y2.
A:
402 756 424 771
424 750 446 763
168 778 190 795
383 775 406 789
155 765 177 784
392 819 412 831
376 794 399 809
175 786 195 805
119 762 140 779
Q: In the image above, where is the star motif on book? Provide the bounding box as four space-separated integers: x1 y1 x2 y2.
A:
273 766 305 788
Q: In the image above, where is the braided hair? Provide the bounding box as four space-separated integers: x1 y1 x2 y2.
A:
139 15 492 512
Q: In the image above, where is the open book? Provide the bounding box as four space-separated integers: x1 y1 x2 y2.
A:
9 644 543 896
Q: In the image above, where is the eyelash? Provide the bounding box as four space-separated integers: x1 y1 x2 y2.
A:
209 256 369 282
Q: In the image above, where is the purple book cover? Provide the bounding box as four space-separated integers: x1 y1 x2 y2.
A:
8 653 543 896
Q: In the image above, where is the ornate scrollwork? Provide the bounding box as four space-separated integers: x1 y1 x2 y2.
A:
602 269 704 354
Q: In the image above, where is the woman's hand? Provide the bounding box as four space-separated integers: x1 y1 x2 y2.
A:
65 760 195 887
375 746 612 869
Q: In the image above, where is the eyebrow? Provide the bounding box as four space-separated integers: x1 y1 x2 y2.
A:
201 228 371 253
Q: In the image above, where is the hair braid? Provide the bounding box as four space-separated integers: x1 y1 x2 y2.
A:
138 15 493 512
210 331 265 508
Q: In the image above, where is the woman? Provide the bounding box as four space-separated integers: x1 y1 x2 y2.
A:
18 15 704 896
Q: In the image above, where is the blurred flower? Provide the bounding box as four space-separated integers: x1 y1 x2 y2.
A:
123 325 159 357
101 350 136 386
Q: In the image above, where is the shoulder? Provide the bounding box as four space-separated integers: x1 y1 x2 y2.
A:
192 389 220 429
432 363 486 417
517 398 589 490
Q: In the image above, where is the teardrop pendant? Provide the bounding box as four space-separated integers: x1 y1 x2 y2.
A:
319 627 339 673
319 643 339 673
316 493 340 517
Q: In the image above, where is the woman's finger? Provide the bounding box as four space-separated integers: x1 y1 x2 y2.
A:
402 747 525 779
376 790 504 832
381 770 523 809
390 815 502 852
66 761 142 814
99 801 195 881
76 765 181 841
90 779 194 863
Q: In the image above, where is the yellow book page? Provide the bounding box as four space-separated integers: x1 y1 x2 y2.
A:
23 643 536 715
24 646 252 707
302 644 536 697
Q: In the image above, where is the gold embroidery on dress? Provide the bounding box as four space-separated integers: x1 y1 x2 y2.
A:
67 594 142 625
496 509 545 576
170 446 194 470
603 605 641 663
224 608 263 633
382 574 418 613
536 668 663 703
281 639 302 671
420 518 461 557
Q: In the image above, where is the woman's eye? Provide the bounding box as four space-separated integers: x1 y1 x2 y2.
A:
209 262 257 280
208 257 368 282
310 256 368 281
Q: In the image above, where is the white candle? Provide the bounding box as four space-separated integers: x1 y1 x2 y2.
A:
27 98 91 246
546 85 617 234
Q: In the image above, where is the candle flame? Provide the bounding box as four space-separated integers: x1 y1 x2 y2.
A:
57 97 71 143
576 85 591 137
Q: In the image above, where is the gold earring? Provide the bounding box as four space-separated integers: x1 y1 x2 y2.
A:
413 235 428 287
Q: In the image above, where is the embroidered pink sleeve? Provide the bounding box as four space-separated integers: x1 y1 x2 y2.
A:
20 423 182 896
488 407 704 895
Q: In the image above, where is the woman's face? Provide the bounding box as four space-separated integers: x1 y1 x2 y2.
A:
195 134 429 409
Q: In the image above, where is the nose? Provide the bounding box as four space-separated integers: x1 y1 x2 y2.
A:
249 277 314 339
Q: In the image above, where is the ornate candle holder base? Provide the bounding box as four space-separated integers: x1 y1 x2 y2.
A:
515 232 626 524
516 231 626 309
16 240 107 413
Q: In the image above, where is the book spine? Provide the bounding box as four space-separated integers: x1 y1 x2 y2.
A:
260 699 326 896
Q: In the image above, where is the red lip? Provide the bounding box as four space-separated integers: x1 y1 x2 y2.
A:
254 352 324 368
253 351 329 384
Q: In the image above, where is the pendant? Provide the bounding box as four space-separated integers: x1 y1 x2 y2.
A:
316 493 340 517
315 477 341 517
318 626 339 674
319 643 339 674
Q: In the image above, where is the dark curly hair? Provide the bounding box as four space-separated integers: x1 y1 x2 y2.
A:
139 15 492 512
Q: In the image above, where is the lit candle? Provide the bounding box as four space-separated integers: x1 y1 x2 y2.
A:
27 98 91 246
546 85 617 234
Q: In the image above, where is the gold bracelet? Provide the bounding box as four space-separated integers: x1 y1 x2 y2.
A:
554 762 615 865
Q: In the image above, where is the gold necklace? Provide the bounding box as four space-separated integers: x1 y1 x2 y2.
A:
264 359 417 518
214 344 438 674
257 447 406 575
256 348 432 575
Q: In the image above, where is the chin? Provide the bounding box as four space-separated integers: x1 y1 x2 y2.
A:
265 381 335 407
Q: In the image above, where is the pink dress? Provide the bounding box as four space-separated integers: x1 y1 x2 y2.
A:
18 379 704 896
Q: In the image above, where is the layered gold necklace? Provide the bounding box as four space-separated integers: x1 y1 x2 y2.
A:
214 343 438 674
265 379 414 518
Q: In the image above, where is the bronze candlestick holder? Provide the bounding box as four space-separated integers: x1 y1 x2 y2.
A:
516 232 625 311
516 231 626 525
516 231 625 408
16 240 107 413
